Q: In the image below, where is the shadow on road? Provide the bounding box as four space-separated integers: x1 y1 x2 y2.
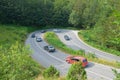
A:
86 62 95 68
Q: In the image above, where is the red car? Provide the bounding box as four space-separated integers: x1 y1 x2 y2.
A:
66 56 88 67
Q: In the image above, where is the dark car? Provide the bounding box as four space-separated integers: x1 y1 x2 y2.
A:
64 35 70 40
36 36 42 42
44 45 55 52
41 30 46 33
31 33 35 38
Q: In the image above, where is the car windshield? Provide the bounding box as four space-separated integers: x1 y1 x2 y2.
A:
83 59 87 62
41 30 45 32
36 36 41 38
37 37 41 39
65 35 69 38
48 46 54 49
71 58 79 61
32 34 35 35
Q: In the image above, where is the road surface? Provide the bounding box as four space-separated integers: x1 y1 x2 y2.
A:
25 29 120 80
56 29 120 62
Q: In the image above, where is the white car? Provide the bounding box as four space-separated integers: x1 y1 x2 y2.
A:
36 36 42 42
53 29 61 33
44 45 55 52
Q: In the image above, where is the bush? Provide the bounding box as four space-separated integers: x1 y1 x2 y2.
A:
112 69 120 80
86 52 97 59
43 65 60 78
66 62 87 80
0 42 41 80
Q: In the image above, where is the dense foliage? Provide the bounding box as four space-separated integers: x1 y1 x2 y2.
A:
0 42 41 80
113 69 120 80
0 25 42 80
43 65 60 78
78 30 120 56
0 0 70 26
0 0 119 27
67 62 87 80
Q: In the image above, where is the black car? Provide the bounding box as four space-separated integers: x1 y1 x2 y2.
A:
41 30 46 33
36 36 42 42
31 33 35 38
44 45 55 52
64 35 70 40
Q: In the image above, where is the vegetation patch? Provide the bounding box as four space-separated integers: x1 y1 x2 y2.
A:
67 62 87 80
78 30 120 56
43 66 60 79
0 24 40 46
44 32 120 68
0 42 42 80
0 25 43 80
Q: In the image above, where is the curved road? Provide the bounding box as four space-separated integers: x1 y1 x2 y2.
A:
26 30 120 80
56 29 120 62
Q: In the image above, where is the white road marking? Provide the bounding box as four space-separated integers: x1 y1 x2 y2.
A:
72 31 120 59
86 70 113 80
34 38 65 63
29 30 118 80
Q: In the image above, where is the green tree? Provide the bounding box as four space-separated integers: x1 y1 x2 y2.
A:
69 0 87 28
69 0 113 28
0 42 40 80
52 0 70 26
0 0 54 26
43 65 60 78
112 69 120 80
67 62 87 80
93 10 120 52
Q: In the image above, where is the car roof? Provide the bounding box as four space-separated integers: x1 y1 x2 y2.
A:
69 56 86 60
36 37 41 38
36 35 41 38
48 45 54 47
64 35 68 36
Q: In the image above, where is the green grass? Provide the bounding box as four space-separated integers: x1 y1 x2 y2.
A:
0 24 71 80
0 24 45 80
44 32 120 68
0 24 40 46
78 30 120 56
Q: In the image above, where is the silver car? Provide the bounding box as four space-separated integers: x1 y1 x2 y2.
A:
36 36 42 42
44 45 55 52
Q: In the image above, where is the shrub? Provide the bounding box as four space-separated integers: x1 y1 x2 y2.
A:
43 65 60 78
0 42 41 80
66 62 87 80
112 69 120 80
86 52 97 59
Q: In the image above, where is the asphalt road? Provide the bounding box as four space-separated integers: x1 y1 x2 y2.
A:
56 29 120 62
25 30 120 80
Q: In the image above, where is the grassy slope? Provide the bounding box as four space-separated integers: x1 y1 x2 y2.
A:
0 24 65 80
0 24 43 79
44 32 120 68
78 30 120 56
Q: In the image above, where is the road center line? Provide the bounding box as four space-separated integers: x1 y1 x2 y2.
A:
29 31 116 80
33 37 65 63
